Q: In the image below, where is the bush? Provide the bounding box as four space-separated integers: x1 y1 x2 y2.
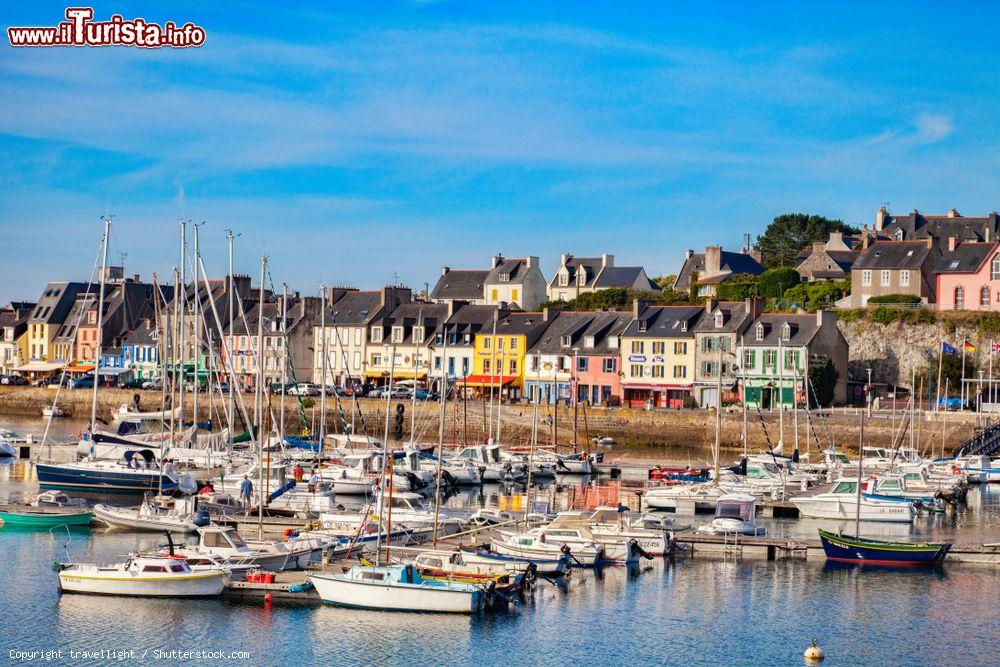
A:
783 279 850 311
757 267 801 298
869 306 901 324
868 294 922 305
716 273 758 301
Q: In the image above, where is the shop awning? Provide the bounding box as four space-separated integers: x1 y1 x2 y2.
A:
96 367 131 376
64 364 95 374
459 374 517 387
363 370 428 379
13 362 64 372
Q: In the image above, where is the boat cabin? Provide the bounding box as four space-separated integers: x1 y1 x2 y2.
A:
454 445 502 465
198 526 249 551
713 494 757 522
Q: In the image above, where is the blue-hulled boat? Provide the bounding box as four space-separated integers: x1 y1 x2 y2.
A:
818 529 952 566
35 449 185 495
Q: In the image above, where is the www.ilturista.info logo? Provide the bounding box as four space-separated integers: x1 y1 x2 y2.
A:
8 7 206 48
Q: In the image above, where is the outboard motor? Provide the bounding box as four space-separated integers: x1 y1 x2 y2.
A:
728 457 748 477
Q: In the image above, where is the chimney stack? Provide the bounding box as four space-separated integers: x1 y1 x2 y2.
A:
491 253 503 269
705 297 718 314
601 253 614 268
948 208 959 218
948 236 958 252
704 246 722 277
441 266 450 276
876 205 887 231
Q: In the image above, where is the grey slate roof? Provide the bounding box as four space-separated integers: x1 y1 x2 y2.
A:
29 282 94 325
881 212 1000 249
556 257 602 289
693 301 752 334
430 269 489 301
320 290 383 326
674 252 764 290
623 306 703 338
594 266 657 290
530 311 631 355
381 303 450 345
485 258 532 285
853 241 932 270
740 314 819 347
935 242 997 274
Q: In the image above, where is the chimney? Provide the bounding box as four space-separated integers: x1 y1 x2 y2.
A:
632 298 642 319
925 237 934 249
601 253 614 268
705 246 722 277
560 253 570 268
816 309 836 329
948 236 958 252
705 297 718 315
543 307 550 322
491 253 503 269
948 208 959 218
441 266 450 276
327 286 356 304
827 231 845 250
812 242 825 254
685 249 694 260
526 256 539 268
876 205 887 231
132 274 140 283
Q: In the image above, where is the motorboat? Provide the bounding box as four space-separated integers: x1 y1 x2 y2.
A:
543 510 659 561
93 495 211 533
42 405 65 418
219 464 337 514
499 449 556 478
568 507 673 555
31 490 88 509
416 456 483 486
320 491 464 536
318 453 415 494
458 546 569 576
790 479 914 523
649 465 710 483
35 449 196 495
643 482 730 512
696 494 766 536
111 403 181 424
491 527 603 566
0 440 17 458
195 492 246 516
57 555 227 597
451 445 527 482
310 563 486 613
165 525 331 572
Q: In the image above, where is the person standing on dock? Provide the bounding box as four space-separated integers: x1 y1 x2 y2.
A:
307 469 319 493
292 463 304 481
240 475 253 514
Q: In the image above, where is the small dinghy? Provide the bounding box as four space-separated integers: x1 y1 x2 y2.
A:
0 504 92 528
31 491 88 509
818 529 952 567
57 554 227 597
310 563 486 613
42 405 65 418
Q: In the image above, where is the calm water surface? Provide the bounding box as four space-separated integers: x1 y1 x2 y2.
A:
2 419 1000 665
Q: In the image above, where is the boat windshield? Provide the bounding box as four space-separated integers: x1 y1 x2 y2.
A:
716 503 751 520
227 531 247 548
831 481 857 494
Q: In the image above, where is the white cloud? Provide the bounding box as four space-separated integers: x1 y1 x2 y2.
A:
913 112 955 144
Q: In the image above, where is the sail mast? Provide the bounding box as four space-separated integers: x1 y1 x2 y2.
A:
432 323 449 547
89 215 112 435
256 254 267 540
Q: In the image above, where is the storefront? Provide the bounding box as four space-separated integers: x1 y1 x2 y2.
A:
459 374 520 400
621 383 690 409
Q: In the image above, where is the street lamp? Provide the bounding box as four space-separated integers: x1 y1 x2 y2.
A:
866 367 873 418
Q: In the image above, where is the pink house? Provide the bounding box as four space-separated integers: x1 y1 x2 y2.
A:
936 240 1000 311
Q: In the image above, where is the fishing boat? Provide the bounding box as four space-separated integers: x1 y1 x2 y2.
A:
93 495 210 533
0 441 16 458
0 504 92 528
696 494 766 536
458 546 569 575
310 563 486 613
57 555 227 597
818 529 952 566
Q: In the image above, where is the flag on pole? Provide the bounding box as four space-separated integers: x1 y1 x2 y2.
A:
991 341 1000 354
942 341 957 355
964 340 977 353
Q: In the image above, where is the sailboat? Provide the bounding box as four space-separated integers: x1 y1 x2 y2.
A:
818 407 952 566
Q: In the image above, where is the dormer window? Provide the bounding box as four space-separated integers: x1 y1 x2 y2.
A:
584 335 595 348
608 336 619 349
681 321 688 332
638 320 647 333
781 323 791 341
499 273 510 283
371 327 383 343
577 271 586 286
413 326 425 342
714 312 724 328
895 229 904 240
558 273 569 287
755 323 764 341
560 335 572 348
391 326 404 343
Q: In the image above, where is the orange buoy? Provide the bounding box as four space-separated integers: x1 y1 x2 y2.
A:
264 593 273 607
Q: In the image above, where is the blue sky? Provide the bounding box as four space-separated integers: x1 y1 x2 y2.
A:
2 1 999 303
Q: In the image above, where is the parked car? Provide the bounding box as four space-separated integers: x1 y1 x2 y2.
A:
288 383 321 397
118 378 144 390
72 377 94 389
369 386 410 399
0 374 28 386
141 378 163 391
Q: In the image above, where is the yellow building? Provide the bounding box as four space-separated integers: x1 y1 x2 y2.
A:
619 304 703 408
21 282 94 377
466 312 548 399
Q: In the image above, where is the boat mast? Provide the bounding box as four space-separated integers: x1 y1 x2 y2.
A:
279 283 288 444
192 222 201 429
740 339 748 458
319 284 328 460
526 349 541 523
374 343 397 565
778 334 784 451
178 220 186 430
89 215 112 435
411 312 420 443
713 341 723 484
854 409 863 536
431 323 449 548
572 347 579 453
487 311 497 441
256 254 267 540
226 230 237 440
169 268 180 448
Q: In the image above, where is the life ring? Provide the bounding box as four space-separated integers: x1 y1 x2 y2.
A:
952 466 962 475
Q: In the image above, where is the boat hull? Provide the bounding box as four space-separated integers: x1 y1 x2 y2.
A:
0 510 92 528
310 573 482 613
58 570 226 597
92 505 199 533
818 530 951 566
35 463 177 495
458 548 568 575
790 497 913 523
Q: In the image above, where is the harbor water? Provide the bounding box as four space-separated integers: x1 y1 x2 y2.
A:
2 418 1000 665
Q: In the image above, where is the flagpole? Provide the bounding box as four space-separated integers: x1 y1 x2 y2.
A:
961 343 967 410
990 339 995 408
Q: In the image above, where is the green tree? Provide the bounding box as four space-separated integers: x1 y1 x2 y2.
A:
808 359 838 407
652 274 676 291
755 213 859 268
783 279 850 311
757 267 801 298
715 273 758 301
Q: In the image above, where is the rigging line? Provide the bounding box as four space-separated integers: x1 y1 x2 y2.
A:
39 237 105 454
263 265 308 434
